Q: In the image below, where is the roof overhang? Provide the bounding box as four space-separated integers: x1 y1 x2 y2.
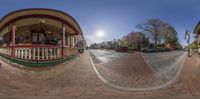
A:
194 21 200 34
0 8 83 35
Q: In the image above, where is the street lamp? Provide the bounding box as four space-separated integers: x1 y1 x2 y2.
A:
185 30 191 57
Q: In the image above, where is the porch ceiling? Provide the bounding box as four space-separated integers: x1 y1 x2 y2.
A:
14 18 76 34
194 21 200 34
0 8 82 35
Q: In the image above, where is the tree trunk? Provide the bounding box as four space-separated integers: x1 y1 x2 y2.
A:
155 33 158 46
171 43 173 50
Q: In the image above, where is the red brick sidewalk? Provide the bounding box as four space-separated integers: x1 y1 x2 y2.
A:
176 54 200 97
95 52 169 88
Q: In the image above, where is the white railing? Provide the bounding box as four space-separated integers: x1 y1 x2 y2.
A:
0 45 78 61
14 47 62 60
0 47 11 56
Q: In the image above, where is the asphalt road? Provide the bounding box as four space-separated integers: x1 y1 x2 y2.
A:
141 51 186 79
89 49 125 64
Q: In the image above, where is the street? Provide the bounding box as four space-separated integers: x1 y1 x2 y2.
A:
89 49 125 64
89 50 186 89
141 51 186 79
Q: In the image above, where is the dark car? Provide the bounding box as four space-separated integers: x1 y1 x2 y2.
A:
141 47 158 53
157 47 171 52
141 44 158 53
115 47 128 52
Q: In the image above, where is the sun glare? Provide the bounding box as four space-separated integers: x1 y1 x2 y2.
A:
95 30 105 38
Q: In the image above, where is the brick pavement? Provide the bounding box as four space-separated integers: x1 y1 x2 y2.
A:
0 51 199 99
95 52 169 88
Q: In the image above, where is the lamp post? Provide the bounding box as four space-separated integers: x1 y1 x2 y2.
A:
185 30 191 57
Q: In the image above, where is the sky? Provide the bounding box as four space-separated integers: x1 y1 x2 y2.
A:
0 0 200 46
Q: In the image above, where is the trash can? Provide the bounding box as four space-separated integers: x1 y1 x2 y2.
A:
78 48 84 53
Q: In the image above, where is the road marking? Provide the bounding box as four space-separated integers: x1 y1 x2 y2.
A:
140 51 186 78
89 50 125 65
90 52 187 91
139 52 160 74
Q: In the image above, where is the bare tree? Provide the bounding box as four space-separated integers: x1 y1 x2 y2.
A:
125 32 148 50
136 18 168 46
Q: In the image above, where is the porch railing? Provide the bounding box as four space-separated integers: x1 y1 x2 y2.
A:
0 47 11 56
0 45 78 62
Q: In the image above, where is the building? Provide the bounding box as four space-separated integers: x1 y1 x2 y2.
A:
194 21 200 52
0 8 85 67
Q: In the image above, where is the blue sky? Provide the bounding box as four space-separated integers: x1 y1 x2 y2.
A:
0 0 199 46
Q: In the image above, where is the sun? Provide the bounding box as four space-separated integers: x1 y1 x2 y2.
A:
95 30 105 38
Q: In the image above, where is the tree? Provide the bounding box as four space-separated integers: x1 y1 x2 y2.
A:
136 18 169 46
90 43 98 49
165 26 178 49
117 37 130 48
125 32 149 50
190 40 198 50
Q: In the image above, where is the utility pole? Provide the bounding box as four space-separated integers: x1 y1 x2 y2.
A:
185 30 191 57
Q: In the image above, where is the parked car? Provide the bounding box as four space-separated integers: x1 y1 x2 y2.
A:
142 43 173 53
115 47 128 52
142 44 156 52
157 47 171 52
141 47 158 53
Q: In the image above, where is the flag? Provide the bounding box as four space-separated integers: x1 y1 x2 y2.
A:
184 30 190 43
147 35 150 40
184 30 188 40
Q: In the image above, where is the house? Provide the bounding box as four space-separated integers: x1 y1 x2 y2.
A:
194 21 200 53
0 8 85 67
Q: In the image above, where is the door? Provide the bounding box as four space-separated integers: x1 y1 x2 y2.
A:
32 32 45 44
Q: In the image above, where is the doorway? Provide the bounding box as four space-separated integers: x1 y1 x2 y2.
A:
30 24 46 44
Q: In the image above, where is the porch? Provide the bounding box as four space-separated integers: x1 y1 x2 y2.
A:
0 45 78 67
0 9 85 67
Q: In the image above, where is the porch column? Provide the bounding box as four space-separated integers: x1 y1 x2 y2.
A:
73 35 75 47
69 34 72 47
72 36 74 47
74 36 77 47
76 35 79 44
11 25 16 58
67 34 70 46
62 25 66 59
76 35 78 47
198 34 200 53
